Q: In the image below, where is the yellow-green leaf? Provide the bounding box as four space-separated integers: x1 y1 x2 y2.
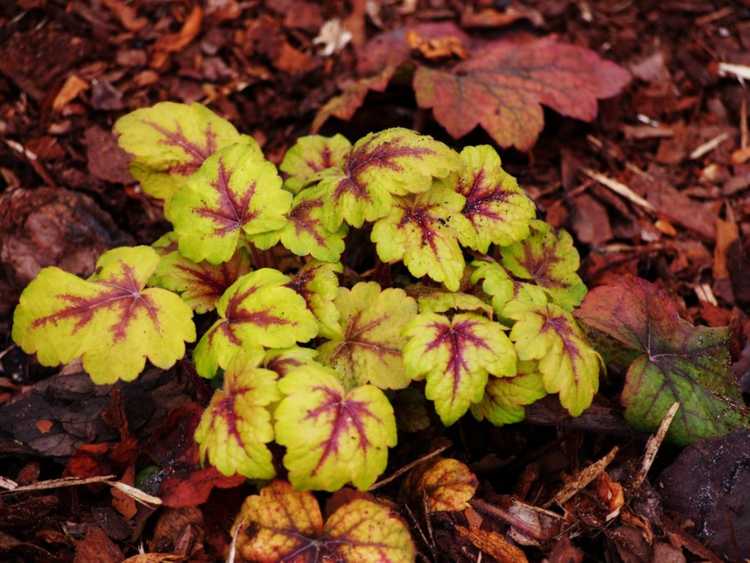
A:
263 346 319 377
166 143 291 264
12 246 195 384
194 350 279 479
449 145 535 252
286 261 342 338
471 360 547 425
371 182 466 291
408 285 494 317
280 134 352 193
150 232 252 313
506 302 600 416
275 364 397 491
403 312 516 425
193 268 318 378
114 101 259 201
471 258 548 318
317 282 417 390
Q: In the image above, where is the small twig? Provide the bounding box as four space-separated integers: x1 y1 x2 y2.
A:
718 62 750 82
632 402 679 489
550 446 619 507
581 168 655 213
368 444 449 491
689 132 730 160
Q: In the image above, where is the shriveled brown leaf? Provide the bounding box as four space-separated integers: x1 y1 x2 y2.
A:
456 525 527 563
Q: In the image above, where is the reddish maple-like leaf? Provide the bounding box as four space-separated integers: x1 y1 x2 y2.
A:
414 36 630 150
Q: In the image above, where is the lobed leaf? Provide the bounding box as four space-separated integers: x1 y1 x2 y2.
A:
150 232 251 313
167 143 291 264
500 221 586 311
194 351 279 479
193 268 318 378
263 346 319 377
471 258 548 318
254 187 348 262
234 480 415 562
414 458 478 513
280 134 352 193
507 302 600 416
275 364 397 491
114 101 259 201
471 360 547 425
403 313 516 425
413 36 631 150
577 276 749 445
315 128 462 229
12 246 195 384
371 183 466 292
408 285 493 317
448 145 535 252
317 282 418 390
286 261 342 338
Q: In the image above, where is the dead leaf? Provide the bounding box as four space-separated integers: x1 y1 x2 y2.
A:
411 458 478 512
122 555 184 563
273 42 315 74
74 526 123 563
414 36 631 150
548 536 583 563
101 0 148 32
153 5 203 61
112 465 137 520
85 126 133 184
571 194 613 246
406 30 467 60
456 525 527 563
52 74 88 112
150 507 204 556
553 447 619 505
460 4 544 28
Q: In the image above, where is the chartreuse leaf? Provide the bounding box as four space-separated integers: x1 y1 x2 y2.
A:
280 134 352 193
506 301 600 416
408 285 493 317
254 187 348 262
317 282 418 390
501 221 586 311
577 276 749 445
316 128 462 229
287 261 342 338
403 313 516 425
371 183 466 292
413 458 478 513
167 143 292 264
263 346 319 377
114 101 259 201
193 268 318 378
448 145 535 252
471 360 547 425
12 246 195 384
234 480 415 562
471 258 548 318
194 351 279 479
275 364 397 491
150 232 251 313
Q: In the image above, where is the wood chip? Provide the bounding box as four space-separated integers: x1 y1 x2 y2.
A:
551 446 619 506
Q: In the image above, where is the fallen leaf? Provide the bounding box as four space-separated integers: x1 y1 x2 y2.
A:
150 507 203 556
74 526 123 563
412 458 478 512
101 0 147 31
153 6 203 57
414 36 630 150
52 74 88 112
85 126 133 184
577 276 748 444
455 525 528 563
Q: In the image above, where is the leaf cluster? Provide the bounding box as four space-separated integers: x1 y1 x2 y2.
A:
12 102 601 493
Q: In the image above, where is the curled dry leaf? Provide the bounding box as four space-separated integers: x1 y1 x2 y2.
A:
234 480 415 562
412 458 478 512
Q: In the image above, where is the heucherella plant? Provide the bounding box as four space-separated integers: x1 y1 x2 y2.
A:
11 102 603 506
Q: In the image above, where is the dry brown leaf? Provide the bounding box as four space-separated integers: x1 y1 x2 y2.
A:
52 74 88 112
154 6 203 54
101 0 148 31
456 525 528 563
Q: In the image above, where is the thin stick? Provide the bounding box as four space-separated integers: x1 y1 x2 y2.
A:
633 402 679 489
581 168 655 212
718 62 750 82
550 446 619 506
368 444 449 490
689 132 730 160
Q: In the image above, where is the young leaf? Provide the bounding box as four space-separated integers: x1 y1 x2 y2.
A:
253 187 348 262
471 258 548 317
234 480 415 562
150 232 251 313
114 101 259 201
501 221 586 311
413 36 631 150
286 261 342 338
167 143 292 264
194 351 279 479
448 145 535 252
408 285 494 317
193 268 318 378
279 134 351 193
413 458 478 513
12 246 195 384
507 302 600 416
577 276 748 445
317 282 418 390
275 364 397 491
316 128 462 229
371 183 466 292
471 360 547 425
403 313 516 425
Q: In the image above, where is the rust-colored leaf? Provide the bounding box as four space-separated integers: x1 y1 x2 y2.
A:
414 36 630 150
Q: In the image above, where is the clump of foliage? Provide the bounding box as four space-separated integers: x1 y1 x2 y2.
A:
12 101 601 493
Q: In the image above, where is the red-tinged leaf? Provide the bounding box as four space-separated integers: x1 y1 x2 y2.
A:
280 134 352 193
160 467 245 509
312 67 395 133
414 36 631 150
411 458 478 513
234 480 415 562
577 276 749 444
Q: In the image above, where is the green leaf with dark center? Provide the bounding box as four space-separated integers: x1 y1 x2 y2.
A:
577 276 749 445
280 134 352 193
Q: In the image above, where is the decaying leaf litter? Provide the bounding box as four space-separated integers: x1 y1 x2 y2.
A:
2 1 750 561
